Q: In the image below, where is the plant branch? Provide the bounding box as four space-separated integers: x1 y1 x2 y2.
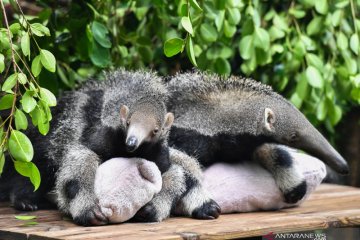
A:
350 0 358 34
0 0 20 143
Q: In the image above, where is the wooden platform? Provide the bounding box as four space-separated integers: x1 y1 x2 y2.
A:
1 184 360 240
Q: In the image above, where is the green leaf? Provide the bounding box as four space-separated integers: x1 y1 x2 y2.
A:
30 162 41 191
293 41 305 60
15 109 28 130
15 215 37 220
38 119 49 135
91 21 112 48
335 0 349 8
0 152 4 176
273 15 288 31
239 35 254 60
30 23 50 37
190 0 203 11
253 27 270 51
331 10 342 27
186 37 197 66
9 130 34 162
180 4 188 17
21 92 37 113
31 103 50 129
315 0 328 14
350 34 359 55
18 73 27 84
181 17 194 35
40 100 52 122
118 46 128 57
300 35 316 51
290 92 302 109
214 58 231 75
21 34 30 57
227 8 241 25
306 17 323 36
329 104 342 125
14 161 41 191
90 41 111 67
0 94 14 110
0 53 4 73
200 23 218 42
206 46 233 59
351 74 360 87
40 50 56 72
40 88 57 107
164 38 185 57
306 66 324 88
337 32 348 50
306 53 324 70
224 20 236 38
138 46 153 63
316 99 327 121
2 73 18 92
269 26 285 41
9 23 21 34
31 55 42 77
289 8 306 19
215 10 225 31
296 73 309 99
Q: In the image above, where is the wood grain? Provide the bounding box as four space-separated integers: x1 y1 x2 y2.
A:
0 184 359 240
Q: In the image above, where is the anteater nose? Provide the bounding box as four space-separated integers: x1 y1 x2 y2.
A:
126 136 138 152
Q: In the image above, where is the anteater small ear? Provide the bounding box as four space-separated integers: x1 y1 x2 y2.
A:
164 112 174 130
264 108 275 132
120 105 129 125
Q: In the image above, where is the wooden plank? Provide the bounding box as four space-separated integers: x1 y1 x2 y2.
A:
0 184 360 240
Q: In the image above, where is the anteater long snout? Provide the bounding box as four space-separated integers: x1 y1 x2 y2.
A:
297 129 349 174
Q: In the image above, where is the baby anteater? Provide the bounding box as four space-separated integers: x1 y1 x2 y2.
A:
5 69 220 226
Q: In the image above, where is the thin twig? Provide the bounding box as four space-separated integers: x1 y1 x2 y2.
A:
0 0 19 143
350 0 358 34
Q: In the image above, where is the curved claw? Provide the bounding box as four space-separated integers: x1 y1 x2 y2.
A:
13 199 38 211
132 203 159 222
192 199 221 220
73 204 108 226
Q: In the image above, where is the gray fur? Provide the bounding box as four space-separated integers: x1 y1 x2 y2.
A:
5 69 219 225
167 71 349 174
167 71 348 203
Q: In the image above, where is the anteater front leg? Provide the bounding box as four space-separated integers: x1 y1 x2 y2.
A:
253 143 307 204
134 148 220 222
55 144 108 226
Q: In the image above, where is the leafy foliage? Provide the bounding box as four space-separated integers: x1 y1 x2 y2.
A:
0 0 360 188
0 0 56 189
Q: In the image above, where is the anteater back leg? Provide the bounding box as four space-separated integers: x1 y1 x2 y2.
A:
9 174 50 211
253 143 307 204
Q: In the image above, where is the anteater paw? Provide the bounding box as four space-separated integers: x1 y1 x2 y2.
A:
13 199 38 211
283 180 307 204
132 203 161 222
73 204 108 226
192 199 221 220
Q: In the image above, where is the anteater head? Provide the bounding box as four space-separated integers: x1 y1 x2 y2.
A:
259 104 349 175
119 101 174 153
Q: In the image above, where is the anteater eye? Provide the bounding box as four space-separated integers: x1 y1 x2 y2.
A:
289 132 298 142
153 127 159 134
